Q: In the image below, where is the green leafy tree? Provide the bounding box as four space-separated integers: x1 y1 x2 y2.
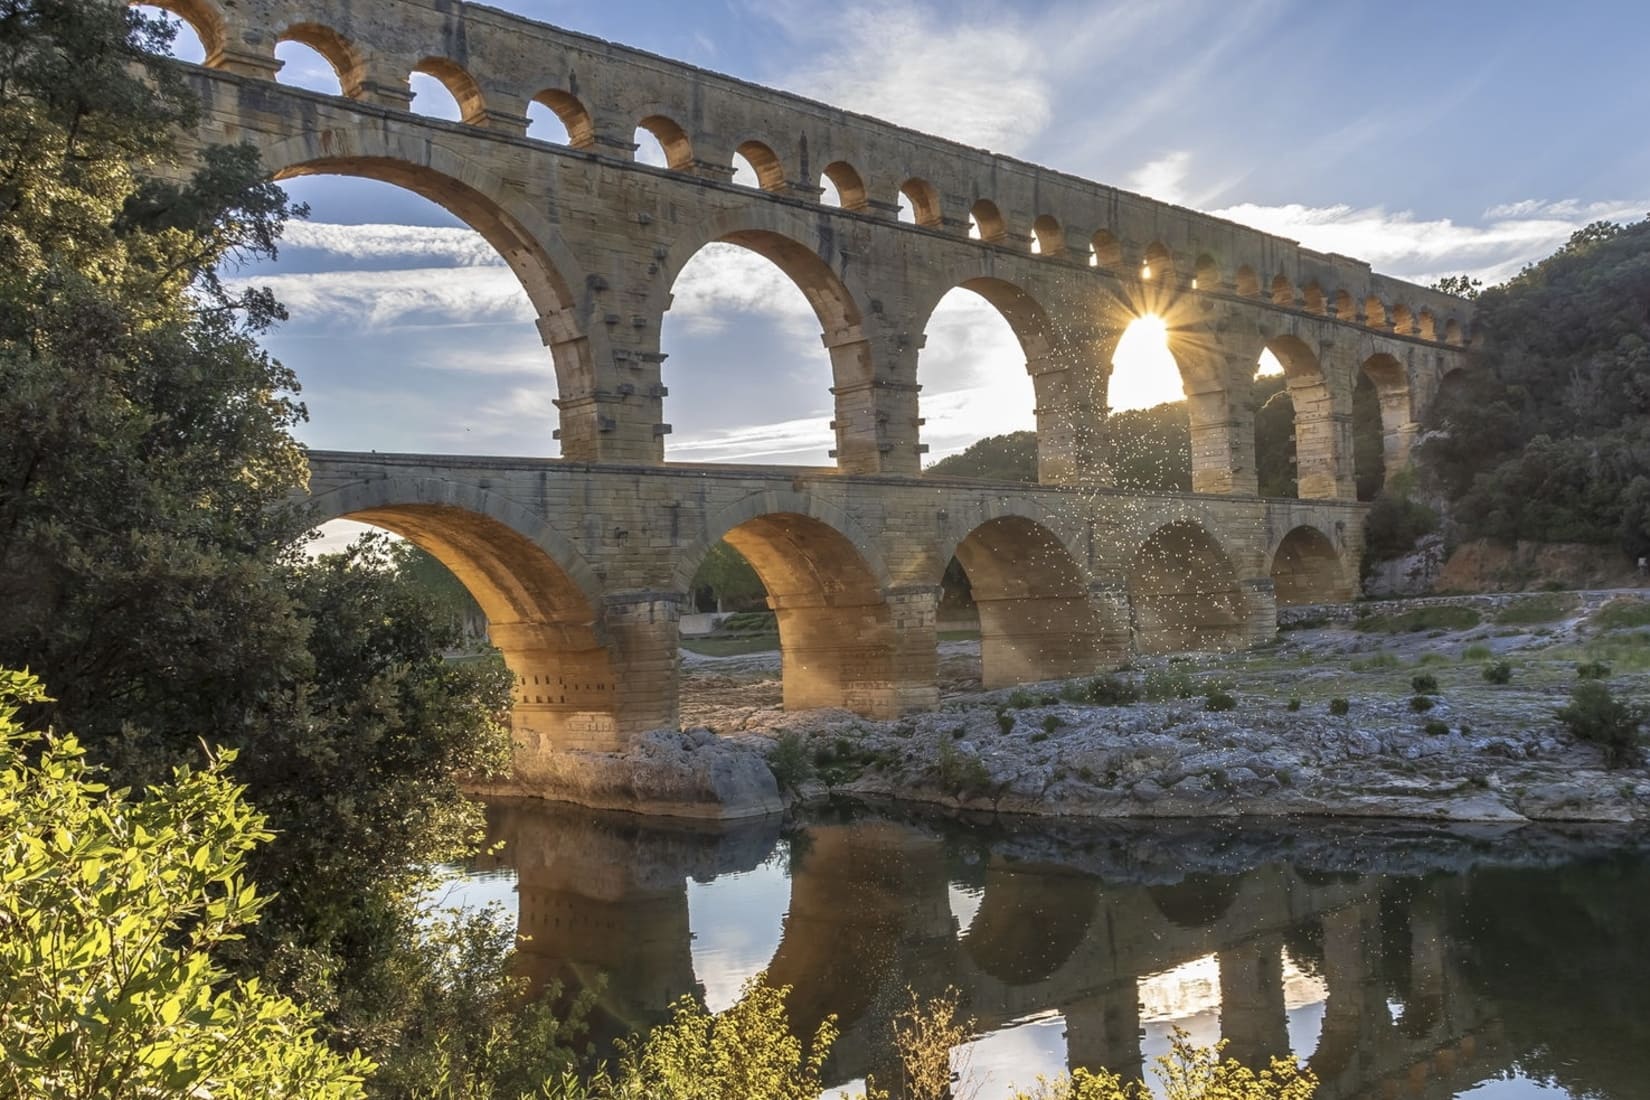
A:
0 669 373 1100
690 540 766 612
1429 274 1484 300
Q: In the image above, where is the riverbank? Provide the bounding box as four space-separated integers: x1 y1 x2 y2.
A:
488 591 1650 824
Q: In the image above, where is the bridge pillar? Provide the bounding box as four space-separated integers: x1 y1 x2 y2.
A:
828 328 923 476
1294 346 1358 500
1064 986 1144 1081
974 580 1129 688
1029 346 1111 487
1313 901 1387 1083
1240 577 1279 648
602 592 683 733
1218 936 1291 1070
1176 343 1259 496
767 586 936 717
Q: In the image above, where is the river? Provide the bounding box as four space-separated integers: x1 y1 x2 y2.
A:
444 798 1650 1099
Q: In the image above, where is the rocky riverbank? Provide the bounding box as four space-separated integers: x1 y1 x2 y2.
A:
510 591 1650 824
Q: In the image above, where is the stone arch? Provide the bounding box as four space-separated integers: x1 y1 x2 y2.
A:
1358 352 1413 492
1194 253 1220 290
963 864 1101 985
1143 241 1174 281
1417 308 1437 341
1090 229 1122 268
1303 281 1327 315
1363 296 1388 329
676 497 902 716
1391 303 1415 335
820 160 867 210
1333 289 1357 322
531 88 596 147
1265 335 1350 500
899 177 943 227
304 478 627 755
1443 318 1464 346
1148 874 1242 929
1031 214 1064 256
257 133 599 455
1236 266 1262 298
274 22 361 93
1270 273 1295 306
135 0 228 61
971 199 1007 242
411 56 487 123
734 139 786 191
1269 525 1350 606
942 512 1117 688
1128 520 1247 653
636 113 694 169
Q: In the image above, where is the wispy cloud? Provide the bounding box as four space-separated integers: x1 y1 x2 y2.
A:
280 222 503 267
238 267 535 329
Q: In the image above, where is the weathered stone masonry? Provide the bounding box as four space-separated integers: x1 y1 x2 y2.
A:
150 0 1473 776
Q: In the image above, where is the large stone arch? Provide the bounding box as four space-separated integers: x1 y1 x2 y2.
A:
938 510 1121 687
304 477 630 757
962 862 1100 985
1269 524 1353 606
1128 520 1248 653
676 492 913 717
1263 334 1350 500
136 0 230 63
1358 352 1416 492
254 129 606 458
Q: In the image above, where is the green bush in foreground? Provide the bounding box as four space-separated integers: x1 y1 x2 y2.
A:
1329 698 1351 716
1483 660 1513 684
0 670 371 1100
1410 673 1439 694
1557 681 1647 768
1007 1033 1317 1100
767 730 814 793
1205 689 1238 712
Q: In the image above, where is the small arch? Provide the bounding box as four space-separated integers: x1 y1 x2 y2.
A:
1031 214 1064 257
1271 273 1295 306
1392 303 1415 335
1236 265 1261 298
1193 254 1220 291
1090 229 1122 269
1417 309 1437 341
1129 520 1246 653
899 177 943 228
733 139 786 192
529 89 595 148
1363 296 1388 329
1333 289 1357 322
636 114 693 170
969 199 1006 242
411 57 485 123
946 514 1111 688
275 23 358 94
1303 281 1327 315
1270 526 1349 606
820 161 867 210
1142 241 1173 282
1443 318 1464 346
132 0 224 62
963 864 1100 985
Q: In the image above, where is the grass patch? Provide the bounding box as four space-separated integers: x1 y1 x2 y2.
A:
1355 605 1482 634
1350 653 1401 672
1143 666 1198 701
1461 643 1493 661
1494 592 1581 625
1204 688 1237 712
1591 599 1650 632
681 635 779 657
1060 675 1141 706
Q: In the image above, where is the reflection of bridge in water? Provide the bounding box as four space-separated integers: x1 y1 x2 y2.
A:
479 803 1531 1097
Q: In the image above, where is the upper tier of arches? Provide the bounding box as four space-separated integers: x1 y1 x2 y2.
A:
138 0 1469 347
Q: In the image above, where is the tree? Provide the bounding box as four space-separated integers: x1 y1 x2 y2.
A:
0 669 373 1100
690 540 766 612
1429 274 1483 300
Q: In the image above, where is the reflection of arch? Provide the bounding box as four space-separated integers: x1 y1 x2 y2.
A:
1194 254 1220 290
821 161 867 210
1270 526 1349 606
964 864 1100 985
411 56 487 123
1031 214 1064 256
1236 265 1261 297
138 0 228 60
532 88 596 147
971 199 1006 242
275 22 360 92
637 114 694 169
734 139 786 191
900 177 943 227
1129 521 1246 653
1091 229 1122 268
945 514 1112 688
1148 873 1241 928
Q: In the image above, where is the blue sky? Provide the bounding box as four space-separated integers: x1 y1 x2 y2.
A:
162 0 1650 465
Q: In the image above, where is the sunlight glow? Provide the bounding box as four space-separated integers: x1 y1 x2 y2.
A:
1108 313 1184 412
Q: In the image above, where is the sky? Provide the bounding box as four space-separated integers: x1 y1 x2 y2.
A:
154 0 1650 468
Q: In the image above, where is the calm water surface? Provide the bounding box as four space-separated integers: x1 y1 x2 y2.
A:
447 800 1650 1099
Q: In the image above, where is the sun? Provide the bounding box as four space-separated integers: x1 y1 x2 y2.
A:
1108 314 1183 412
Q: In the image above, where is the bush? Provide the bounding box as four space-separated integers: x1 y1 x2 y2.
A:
1557 681 1647 768
1003 1030 1317 1100
1577 660 1613 680
1204 689 1237 712
1411 673 1440 694
1062 675 1141 706
1286 697 1301 712
1410 695 1435 712
1424 719 1451 736
1143 666 1198 701
767 730 814 793
1041 714 1064 733
937 738 993 795
1006 688 1035 709
1329 698 1351 716
1462 643 1494 661
1483 660 1513 684
997 709 1016 735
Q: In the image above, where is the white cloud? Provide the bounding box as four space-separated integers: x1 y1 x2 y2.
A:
1127 152 1194 206
233 266 535 329
667 413 835 464
280 222 502 267
666 244 821 339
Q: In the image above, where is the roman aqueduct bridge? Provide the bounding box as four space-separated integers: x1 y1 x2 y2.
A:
152 0 1473 774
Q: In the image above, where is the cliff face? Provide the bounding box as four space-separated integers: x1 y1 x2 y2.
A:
1435 540 1647 593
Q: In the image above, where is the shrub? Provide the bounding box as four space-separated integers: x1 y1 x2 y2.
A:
1286 697 1301 712
1002 1030 1317 1100
1577 660 1613 680
767 730 814 793
1557 681 1647 768
1143 666 1198 701
1062 675 1141 706
1409 695 1435 712
1329 698 1351 716
1006 688 1035 709
1424 719 1451 736
937 738 993 795
1204 689 1237 712
1462 643 1494 661
1041 714 1064 733
1411 673 1439 694
1483 660 1513 684
997 709 1016 735
869 988 973 1100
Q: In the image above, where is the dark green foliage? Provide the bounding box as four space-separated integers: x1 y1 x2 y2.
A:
1006 688 1034 709
689 540 766 612
1411 673 1440 694
1252 376 1297 499
1423 719 1451 736
996 709 1016 735
1040 714 1063 733
1286 697 1302 712
1329 698 1351 716
1430 274 1484 299
925 430 1039 482
936 739 992 795
1577 660 1613 680
1483 660 1513 684
1355 605 1481 633
1142 666 1198 700
1108 402 1193 492
767 731 813 793
1060 675 1141 706
1416 219 1650 559
391 543 487 643
1204 689 1237 712
1409 695 1435 713
1361 476 1440 575
1556 680 1646 767
1494 592 1580 625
